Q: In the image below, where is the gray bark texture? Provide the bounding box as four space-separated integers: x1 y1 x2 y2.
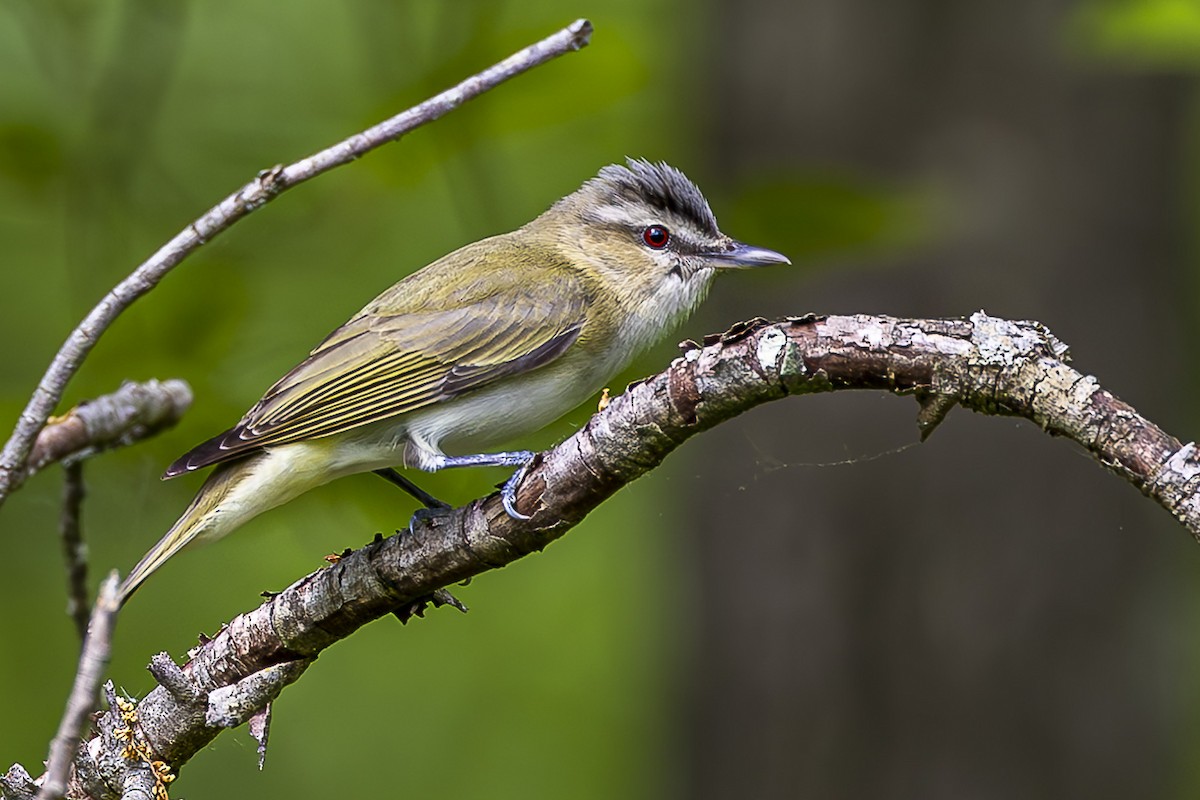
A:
7 312 1199 799
692 0 1197 797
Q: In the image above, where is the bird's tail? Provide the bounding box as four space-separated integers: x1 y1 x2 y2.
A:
118 462 249 604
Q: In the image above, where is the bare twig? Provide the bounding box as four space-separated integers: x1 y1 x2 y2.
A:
23 379 193 483
145 654 198 705
8 311 1196 800
0 18 594 508
59 462 90 641
37 573 121 800
204 660 311 730
248 705 271 771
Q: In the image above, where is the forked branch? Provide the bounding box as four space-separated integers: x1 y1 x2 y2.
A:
0 19 595 800
12 311 1199 799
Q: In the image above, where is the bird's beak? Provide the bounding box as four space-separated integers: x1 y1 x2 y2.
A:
706 240 791 269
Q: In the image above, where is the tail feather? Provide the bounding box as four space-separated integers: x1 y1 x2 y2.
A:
118 516 199 603
121 441 339 604
119 462 248 604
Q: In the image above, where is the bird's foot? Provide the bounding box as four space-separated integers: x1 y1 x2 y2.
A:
423 450 538 520
408 504 454 531
501 457 536 521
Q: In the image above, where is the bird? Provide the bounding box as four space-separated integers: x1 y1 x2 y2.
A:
118 158 789 603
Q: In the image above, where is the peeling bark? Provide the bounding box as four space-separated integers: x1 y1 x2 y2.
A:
7 311 1199 799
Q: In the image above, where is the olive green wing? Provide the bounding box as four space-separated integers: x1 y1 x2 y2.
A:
165 273 587 477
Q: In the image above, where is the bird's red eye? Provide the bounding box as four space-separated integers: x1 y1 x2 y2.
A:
642 225 670 249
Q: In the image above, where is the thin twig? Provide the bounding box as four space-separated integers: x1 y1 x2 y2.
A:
23 379 193 483
0 18 594 508
37 572 121 800
59 462 90 641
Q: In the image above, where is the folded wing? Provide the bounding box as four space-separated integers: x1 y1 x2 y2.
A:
166 257 588 477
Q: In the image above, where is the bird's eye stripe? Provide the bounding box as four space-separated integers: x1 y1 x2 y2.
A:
642 225 670 249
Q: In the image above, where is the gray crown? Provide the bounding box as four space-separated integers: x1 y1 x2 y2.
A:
592 158 719 236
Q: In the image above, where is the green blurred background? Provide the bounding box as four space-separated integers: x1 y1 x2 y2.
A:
3 1 1200 797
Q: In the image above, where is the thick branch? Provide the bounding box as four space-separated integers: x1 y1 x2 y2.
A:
16 312 1200 799
0 18 594 507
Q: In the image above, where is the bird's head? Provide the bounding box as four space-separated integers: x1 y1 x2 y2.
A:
539 158 790 290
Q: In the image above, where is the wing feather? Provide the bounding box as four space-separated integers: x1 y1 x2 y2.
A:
165 241 591 477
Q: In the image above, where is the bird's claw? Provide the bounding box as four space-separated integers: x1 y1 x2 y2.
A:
409 504 453 531
501 459 534 520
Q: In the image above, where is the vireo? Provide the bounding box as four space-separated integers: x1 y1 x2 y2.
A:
119 159 789 602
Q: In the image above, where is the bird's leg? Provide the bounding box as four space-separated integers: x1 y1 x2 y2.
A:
373 468 450 510
430 451 536 520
